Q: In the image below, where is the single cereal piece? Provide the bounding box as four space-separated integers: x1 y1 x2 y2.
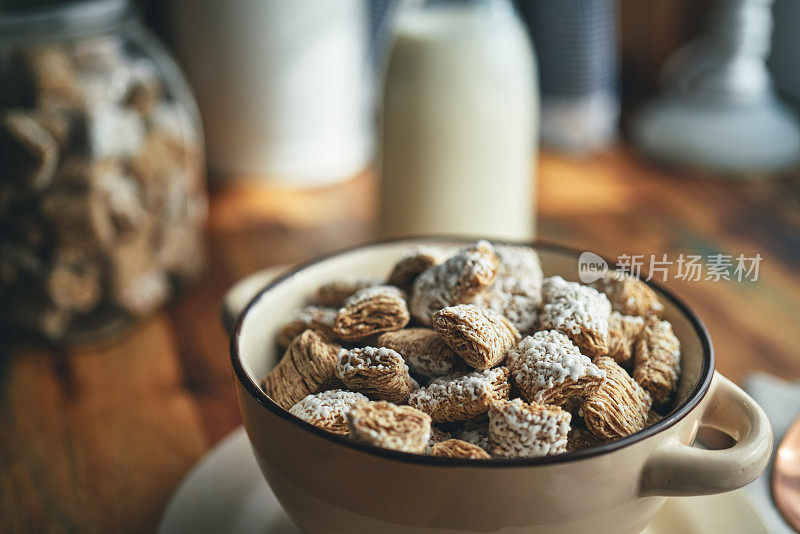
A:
432 304 520 370
539 276 611 358
336 347 413 403
580 357 652 441
387 245 446 291
333 285 410 342
314 276 383 308
277 305 337 348
409 240 499 325
591 272 664 318
506 330 605 406
261 329 342 409
347 401 431 453
288 390 369 435
376 328 465 377
606 312 646 367
633 319 681 405
471 244 543 333
566 425 604 452
489 399 571 458
409 367 510 423
431 439 491 459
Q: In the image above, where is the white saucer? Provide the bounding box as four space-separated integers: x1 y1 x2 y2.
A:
158 427 301 534
158 427 767 534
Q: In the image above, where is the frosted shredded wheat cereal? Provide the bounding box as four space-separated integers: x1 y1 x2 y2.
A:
387 245 447 291
289 389 369 435
539 276 611 358
579 357 652 440
506 330 605 406
267 241 682 459
409 240 499 325
336 346 414 403
431 438 491 459
409 367 510 423
471 244 543 333
633 319 681 404
315 276 383 308
606 311 645 367
591 272 664 318
277 305 337 348
261 329 341 409
347 401 431 453
432 304 520 370
489 399 571 458
333 285 410 341
376 327 466 377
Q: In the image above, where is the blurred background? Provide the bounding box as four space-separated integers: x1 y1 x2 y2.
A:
1 0 799 532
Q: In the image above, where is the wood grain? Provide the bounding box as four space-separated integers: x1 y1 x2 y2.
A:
1 149 799 532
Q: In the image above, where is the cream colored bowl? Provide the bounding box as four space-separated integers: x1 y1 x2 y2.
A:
226 238 772 534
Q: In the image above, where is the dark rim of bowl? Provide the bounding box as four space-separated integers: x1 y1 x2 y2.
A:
230 236 715 467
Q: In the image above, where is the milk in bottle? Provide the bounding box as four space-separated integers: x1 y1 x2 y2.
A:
379 0 537 240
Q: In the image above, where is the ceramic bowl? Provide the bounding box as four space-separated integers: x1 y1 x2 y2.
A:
226 237 772 534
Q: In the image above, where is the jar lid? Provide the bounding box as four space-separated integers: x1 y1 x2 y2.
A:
0 0 133 41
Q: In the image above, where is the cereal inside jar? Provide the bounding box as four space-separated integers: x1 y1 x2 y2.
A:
0 0 206 343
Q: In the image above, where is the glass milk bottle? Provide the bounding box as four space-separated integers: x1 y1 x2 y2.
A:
378 0 537 240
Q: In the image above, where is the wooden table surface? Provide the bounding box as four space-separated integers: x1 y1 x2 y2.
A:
2 147 799 533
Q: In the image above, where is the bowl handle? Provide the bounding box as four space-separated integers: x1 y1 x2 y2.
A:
221 266 288 334
640 371 772 496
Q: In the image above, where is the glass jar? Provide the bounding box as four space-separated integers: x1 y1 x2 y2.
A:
0 0 207 344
